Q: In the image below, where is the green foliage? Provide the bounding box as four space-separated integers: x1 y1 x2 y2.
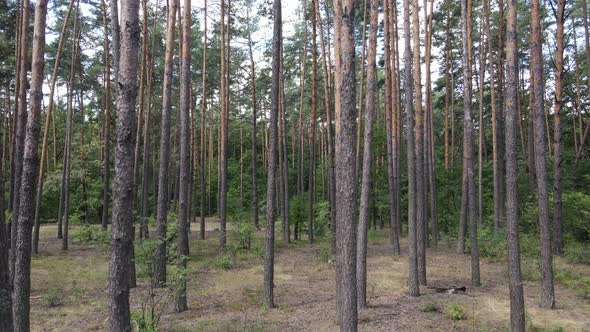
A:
71 224 110 252
41 288 63 307
317 236 334 264
237 221 254 249
131 309 159 332
215 254 235 271
447 303 466 321
561 192 590 242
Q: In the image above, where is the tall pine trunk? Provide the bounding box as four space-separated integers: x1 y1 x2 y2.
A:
505 0 526 328
154 0 178 285
12 0 47 329
356 0 377 308
334 0 359 327
264 0 281 308
531 0 555 309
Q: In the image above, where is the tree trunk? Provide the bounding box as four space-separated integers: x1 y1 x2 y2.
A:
264 0 281 309
32 0 75 254
334 0 359 327
356 0 377 308
219 0 230 251
403 0 419 298
411 0 426 287
0 85 11 332
10 0 30 279
199 0 207 239
154 0 178 286
176 0 191 312
12 0 47 329
552 0 565 257
247 13 258 230
505 0 526 328
101 0 112 231
530 0 555 309
308 0 318 244
462 0 480 287
107 0 140 327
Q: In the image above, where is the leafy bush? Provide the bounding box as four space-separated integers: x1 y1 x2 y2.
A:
561 192 590 242
131 309 159 332
420 302 439 313
447 304 466 321
71 224 110 251
237 222 254 249
42 288 63 307
215 255 235 270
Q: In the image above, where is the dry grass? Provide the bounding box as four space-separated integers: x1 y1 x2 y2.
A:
29 223 590 332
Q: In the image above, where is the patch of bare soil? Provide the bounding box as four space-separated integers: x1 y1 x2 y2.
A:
30 224 590 332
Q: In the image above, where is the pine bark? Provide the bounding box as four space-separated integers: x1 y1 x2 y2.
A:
199 0 207 239
530 0 555 309
32 0 75 253
107 0 140 327
552 0 565 257
462 0 480 287
176 0 191 312
334 0 359 328
412 0 426 286
403 0 419 298
154 0 178 285
101 0 112 230
308 0 318 244
356 0 377 308
12 0 47 329
264 0 281 309
505 0 526 328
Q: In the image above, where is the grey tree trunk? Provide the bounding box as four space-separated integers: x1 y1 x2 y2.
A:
176 0 191 312
356 0 377 309
334 0 359 328
9 0 30 279
461 0 480 287
412 0 426 286
101 0 112 231
200 0 207 240
12 0 47 329
107 0 140 328
552 0 565 257
264 0 281 309
403 0 419 298
505 0 526 328
530 0 555 309
154 0 178 286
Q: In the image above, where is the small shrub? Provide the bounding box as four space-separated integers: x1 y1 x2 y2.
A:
215 255 235 270
42 288 63 307
237 222 254 249
71 224 109 251
318 237 334 264
131 309 159 332
447 304 466 321
420 302 439 313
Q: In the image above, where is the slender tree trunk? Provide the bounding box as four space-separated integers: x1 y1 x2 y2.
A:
264 0 281 308
478 22 486 227
384 0 400 255
32 0 75 254
154 0 178 285
219 0 229 251
356 0 377 308
403 0 419 298
176 0 191 311
444 11 451 172
317 1 336 251
495 0 506 232
356 0 368 179
199 0 207 239
107 0 140 327
505 0 526 328
308 0 319 244
0 85 11 332
101 0 112 231
110 0 120 82
531 0 555 309
279 42 290 243
62 1 80 251
12 0 47 329
247 15 258 230
552 0 565 257
10 0 30 279
412 0 426 286
462 0 480 287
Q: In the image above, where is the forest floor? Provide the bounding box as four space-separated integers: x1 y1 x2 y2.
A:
30 221 590 332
